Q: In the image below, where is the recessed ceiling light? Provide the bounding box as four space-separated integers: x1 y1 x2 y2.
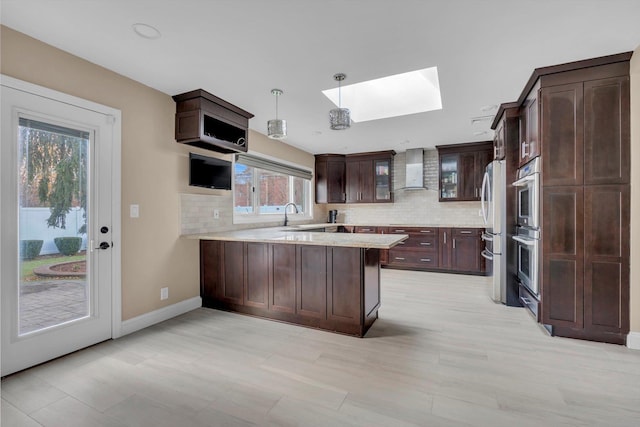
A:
322 67 442 123
132 23 161 40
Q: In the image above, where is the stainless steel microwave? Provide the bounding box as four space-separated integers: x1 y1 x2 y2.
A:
513 157 540 229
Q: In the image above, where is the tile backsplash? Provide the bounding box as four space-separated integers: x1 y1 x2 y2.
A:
181 149 485 235
327 149 485 227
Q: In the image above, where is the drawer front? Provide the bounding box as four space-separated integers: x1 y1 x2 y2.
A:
453 228 481 237
397 235 437 250
388 249 439 267
354 226 377 233
387 227 437 235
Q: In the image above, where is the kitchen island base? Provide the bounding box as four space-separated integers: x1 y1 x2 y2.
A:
200 241 381 337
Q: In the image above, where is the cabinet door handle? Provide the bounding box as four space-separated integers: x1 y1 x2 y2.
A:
444 232 447 244
397 241 405 245
394 257 406 261
420 258 432 262
420 242 431 246
522 141 529 158
453 238 456 249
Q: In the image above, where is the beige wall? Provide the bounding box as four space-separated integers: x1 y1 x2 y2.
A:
630 46 640 336
1 26 315 321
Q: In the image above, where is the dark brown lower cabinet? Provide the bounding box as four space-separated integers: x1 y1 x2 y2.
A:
384 227 484 274
200 241 380 337
542 185 629 344
297 245 327 319
270 244 296 314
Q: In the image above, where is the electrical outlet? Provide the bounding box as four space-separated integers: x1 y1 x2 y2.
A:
214 209 220 219
130 204 139 218
160 287 168 300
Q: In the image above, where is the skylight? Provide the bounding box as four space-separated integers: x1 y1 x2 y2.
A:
322 67 442 123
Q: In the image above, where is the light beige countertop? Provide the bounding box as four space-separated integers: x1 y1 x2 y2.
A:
184 224 407 249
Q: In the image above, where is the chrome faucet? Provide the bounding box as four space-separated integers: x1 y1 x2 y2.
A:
283 202 299 226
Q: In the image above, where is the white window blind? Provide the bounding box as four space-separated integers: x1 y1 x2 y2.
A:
235 153 312 181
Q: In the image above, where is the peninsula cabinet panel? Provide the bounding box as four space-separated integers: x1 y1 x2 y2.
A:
244 243 269 309
541 186 584 329
583 76 630 185
541 83 584 187
222 241 245 305
584 185 630 336
270 244 296 313
296 245 327 319
327 247 361 323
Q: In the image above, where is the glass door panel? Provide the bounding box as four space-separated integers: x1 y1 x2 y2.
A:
440 154 458 199
18 118 91 335
374 159 391 201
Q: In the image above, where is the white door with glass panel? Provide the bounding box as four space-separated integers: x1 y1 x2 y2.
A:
1 79 118 376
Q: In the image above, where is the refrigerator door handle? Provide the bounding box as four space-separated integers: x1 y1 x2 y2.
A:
481 232 493 241
481 249 494 261
481 170 490 225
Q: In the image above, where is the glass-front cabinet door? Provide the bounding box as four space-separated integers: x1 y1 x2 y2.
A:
440 154 459 200
374 159 392 201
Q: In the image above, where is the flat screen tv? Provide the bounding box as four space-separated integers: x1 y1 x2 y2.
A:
189 152 232 190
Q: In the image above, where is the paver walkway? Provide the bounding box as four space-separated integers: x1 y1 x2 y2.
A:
19 280 88 334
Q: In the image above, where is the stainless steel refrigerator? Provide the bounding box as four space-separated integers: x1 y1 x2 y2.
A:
481 160 506 303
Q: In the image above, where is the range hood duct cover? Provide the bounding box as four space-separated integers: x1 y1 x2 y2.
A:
404 148 426 189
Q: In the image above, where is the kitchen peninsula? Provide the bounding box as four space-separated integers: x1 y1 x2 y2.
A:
188 226 408 337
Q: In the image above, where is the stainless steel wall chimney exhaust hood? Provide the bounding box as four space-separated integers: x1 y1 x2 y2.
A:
402 148 426 190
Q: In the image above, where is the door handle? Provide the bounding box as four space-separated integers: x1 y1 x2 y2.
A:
97 241 111 250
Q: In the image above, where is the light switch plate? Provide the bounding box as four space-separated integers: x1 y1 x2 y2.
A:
130 204 139 218
160 287 168 300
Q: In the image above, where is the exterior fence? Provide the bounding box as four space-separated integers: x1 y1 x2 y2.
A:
19 207 87 255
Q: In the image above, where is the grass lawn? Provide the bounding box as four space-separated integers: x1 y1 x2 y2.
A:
21 254 85 281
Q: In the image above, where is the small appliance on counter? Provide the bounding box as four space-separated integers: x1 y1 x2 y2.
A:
328 209 338 223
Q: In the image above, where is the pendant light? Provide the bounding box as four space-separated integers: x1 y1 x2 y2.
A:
267 88 287 139
329 73 351 130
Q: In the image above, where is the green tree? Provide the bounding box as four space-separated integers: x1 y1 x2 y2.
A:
19 119 88 234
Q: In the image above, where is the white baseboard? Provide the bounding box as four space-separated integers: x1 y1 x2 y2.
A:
119 296 202 337
627 332 640 350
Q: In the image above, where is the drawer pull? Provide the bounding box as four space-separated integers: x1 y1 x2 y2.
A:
394 257 406 260
460 230 472 234
419 230 432 233
419 242 431 246
420 258 432 262
394 229 405 232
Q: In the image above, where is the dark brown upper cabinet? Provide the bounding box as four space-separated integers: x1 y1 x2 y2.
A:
173 89 254 154
346 151 395 204
315 151 394 204
436 142 493 202
519 87 540 167
315 154 346 203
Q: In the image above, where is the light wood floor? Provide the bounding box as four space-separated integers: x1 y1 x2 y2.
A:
3 270 640 426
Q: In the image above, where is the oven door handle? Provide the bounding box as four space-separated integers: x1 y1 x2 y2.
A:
512 175 536 187
512 235 537 246
481 249 494 261
481 232 493 242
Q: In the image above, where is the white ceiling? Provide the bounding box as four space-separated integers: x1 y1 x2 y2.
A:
2 0 640 155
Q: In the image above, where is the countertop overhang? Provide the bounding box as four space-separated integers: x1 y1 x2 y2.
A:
184 224 407 249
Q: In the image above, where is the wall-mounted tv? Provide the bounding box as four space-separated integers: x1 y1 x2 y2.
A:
189 152 232 190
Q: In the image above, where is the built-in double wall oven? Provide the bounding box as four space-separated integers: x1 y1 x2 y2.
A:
512 157 540 316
